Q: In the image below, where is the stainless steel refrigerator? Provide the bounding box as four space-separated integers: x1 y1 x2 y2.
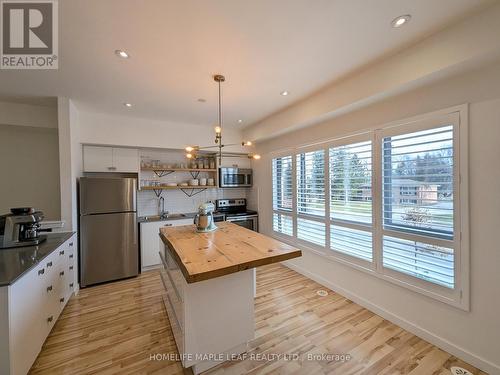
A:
79 177 138 287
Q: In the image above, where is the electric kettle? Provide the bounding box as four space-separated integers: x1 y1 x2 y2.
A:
194 202 218 232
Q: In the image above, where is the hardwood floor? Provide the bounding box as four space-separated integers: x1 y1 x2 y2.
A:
30 264 486 375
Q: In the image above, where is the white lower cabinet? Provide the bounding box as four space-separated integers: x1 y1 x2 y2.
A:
1 233 77 375
140 219 194 269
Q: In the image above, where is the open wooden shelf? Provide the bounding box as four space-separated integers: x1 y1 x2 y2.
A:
141 168 217 172
141 185 216 190
140 185 217 197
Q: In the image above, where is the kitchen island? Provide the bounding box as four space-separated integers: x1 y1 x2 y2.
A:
159 222 301 374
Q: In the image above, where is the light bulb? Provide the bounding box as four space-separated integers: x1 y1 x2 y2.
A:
186 153 193 159
242 141 252 146
185 146 194 152
214 126 222 134
252 154 261 160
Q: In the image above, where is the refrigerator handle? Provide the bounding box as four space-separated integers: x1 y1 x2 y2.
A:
133 220 138 245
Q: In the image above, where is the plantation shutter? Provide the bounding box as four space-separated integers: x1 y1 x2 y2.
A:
272 155 293 236
329 140 373 262
296 150 326 246
272 156 293 211
296 150 325 216
382 125 455 288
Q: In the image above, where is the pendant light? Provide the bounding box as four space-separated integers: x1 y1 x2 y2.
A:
185 74 260 164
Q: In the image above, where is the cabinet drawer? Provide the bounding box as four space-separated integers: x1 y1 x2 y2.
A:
162 293 184 362
160 267 184 330
164 247 186 301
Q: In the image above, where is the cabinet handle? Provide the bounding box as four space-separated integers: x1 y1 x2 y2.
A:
59 250 65 255
69 283 74 288
38 268 45 276
60 271 65 276
69 254 74 259
47 261 53 267
69 266 74 270
108 166 117 170
46 285 53 292
47 316 53 323
165 223 173 227
69 242 73 247
60 297 65 303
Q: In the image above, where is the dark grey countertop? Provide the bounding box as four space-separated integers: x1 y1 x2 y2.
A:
138 212 196 223
0 232 75 287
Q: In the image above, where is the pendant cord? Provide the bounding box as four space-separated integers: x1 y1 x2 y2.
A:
218 79 223 165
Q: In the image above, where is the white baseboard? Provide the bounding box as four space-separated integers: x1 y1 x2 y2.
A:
284 261 500 375
142 264 162 272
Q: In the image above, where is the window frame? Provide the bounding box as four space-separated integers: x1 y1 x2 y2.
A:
269 105 469 310
376 110 467 308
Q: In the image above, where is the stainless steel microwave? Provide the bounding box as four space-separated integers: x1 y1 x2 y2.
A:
219 168 252 188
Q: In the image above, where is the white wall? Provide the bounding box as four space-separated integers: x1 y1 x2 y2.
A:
0 101 60 219
77 109 246 153
252 60 500 373
58 98 81 231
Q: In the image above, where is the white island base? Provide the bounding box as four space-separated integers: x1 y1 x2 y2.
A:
160 247 255 374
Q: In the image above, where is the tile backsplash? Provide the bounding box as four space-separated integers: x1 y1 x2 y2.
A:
137 187 248 216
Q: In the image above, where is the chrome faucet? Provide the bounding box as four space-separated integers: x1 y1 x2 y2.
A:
158 196 168 218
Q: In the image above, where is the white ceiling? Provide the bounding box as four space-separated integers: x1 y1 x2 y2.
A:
0 0 492 128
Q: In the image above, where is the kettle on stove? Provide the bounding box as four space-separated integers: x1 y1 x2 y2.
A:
194 202 218 232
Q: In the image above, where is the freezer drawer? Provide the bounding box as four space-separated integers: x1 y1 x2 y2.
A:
80 212 138 287
79 177 136 215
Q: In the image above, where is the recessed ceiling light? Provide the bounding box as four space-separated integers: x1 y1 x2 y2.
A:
115 49 129 59
391 15 411 28
280 91 289 96
123 103 132 107
238 119 243 123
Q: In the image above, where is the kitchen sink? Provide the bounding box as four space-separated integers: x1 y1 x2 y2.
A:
141 213 186 222
164 213 186 219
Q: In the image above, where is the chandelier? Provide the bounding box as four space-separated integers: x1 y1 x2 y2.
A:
185 74 260 164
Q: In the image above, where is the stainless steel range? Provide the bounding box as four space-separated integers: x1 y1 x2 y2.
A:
215 199 258 232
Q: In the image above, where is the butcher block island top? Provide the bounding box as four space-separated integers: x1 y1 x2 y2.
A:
159 221 301 283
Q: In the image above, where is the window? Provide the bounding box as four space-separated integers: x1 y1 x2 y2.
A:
272 156 293 212
269 107 467 309
329 140 373 261
382 124 456 289
296 150 326 247
382 126 454 239
296 150 325 217
272 155 293 236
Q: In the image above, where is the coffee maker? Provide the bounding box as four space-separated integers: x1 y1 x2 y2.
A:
0 208 47 249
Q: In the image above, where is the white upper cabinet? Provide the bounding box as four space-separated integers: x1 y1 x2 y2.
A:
112 147 139 173
83 146 139 173
83 146 112 172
